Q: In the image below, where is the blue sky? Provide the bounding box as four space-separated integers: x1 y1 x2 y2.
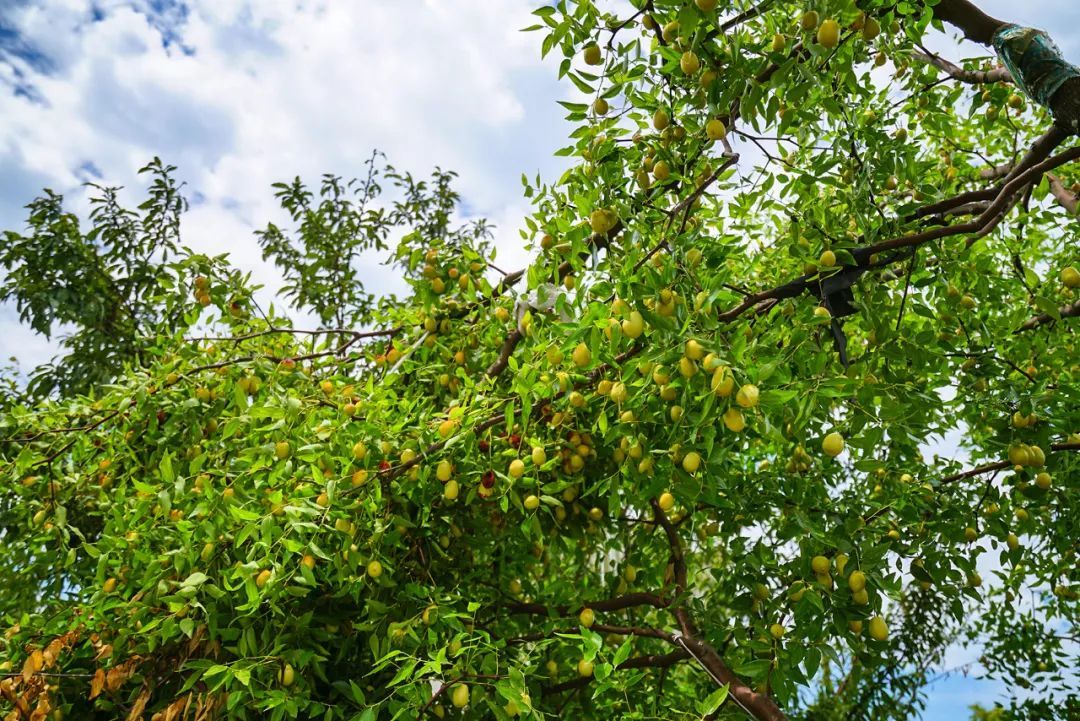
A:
1 1 1078 718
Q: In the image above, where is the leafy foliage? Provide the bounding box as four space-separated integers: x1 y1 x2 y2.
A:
0 158 186 398
1 2 1079 721
257 151 494 329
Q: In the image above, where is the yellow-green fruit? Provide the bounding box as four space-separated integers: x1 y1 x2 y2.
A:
275 441 290 460
679 356 697 378
579 607 595 628
531 446 547 466
572 342 591 367
509 459 526 478
1006 533 1019 550
367 560 383 578
352 442 368 461
444 479 459 501
1028 445 1045 467
848 570 867 593
624 565 637 582
1061 266 1080 288
819 249 836 267
769 623 785 639
662 21 680 43
680 50 700 75
706 118 727 141
256 569 272 588
868 615 888 641
622 310 645 339
695 0 718 11
590 209 617 234
583 44 602 66
817 19 840 49
801 11 819 31
723 407 746 432
1035 472 1051 490
279 663 295 687
811 555 830 575
524 494 540 511
822 432 845 457
653 160 671 181
436 460 453 482
735 384 759 408
685 339 705 360
451 683 470 708
852 588 869 605
682 451 702 474
653 108 670 131
577 659 594 678
658 492 676 512
712 367 735 397
772 33 785 52
964 527 978 543
593 97 609 116
862 17 880 41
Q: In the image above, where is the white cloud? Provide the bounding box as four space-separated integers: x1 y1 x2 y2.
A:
0 0 575 368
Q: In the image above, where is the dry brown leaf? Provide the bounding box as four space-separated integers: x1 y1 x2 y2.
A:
125 684 151 721
89 667 106 700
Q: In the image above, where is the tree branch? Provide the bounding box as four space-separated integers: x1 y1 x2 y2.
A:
912 51 1011 85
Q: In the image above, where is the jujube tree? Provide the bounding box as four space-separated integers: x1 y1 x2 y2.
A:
1 1 1078 720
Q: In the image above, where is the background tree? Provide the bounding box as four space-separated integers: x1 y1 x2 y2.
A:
256 151 494 330
1 1 1078 721
0 158 187 398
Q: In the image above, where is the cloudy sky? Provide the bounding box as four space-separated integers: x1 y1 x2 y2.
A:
2 0 1078 717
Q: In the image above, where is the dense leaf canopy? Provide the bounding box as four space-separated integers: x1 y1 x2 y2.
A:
1 1 1078 720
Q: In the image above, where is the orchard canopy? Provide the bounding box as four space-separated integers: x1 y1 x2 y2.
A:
2 1 1079 720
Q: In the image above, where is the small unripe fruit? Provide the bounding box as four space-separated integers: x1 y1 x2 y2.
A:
572 342 592 368
680 51 700 75
451 683 470 708
706 118 727 141
868 615 888 641
822 432 845 457
817 19 840 48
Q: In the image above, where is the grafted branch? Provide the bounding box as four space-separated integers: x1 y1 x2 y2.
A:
913 51 1012 85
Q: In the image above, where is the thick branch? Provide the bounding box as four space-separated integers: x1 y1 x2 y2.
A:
1047 172 1079 214
940 442 1080 484
505 591 669 618
913 51 1011 85
929 0 1006 46
1016 299 1080 332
